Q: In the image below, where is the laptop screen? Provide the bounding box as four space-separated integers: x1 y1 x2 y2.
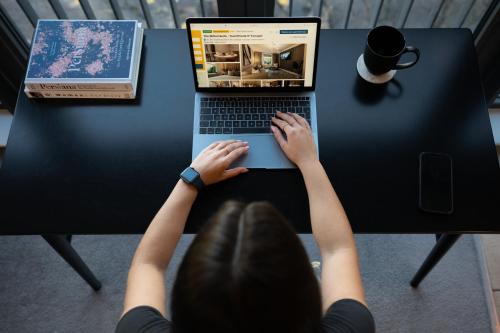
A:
187 18 320 91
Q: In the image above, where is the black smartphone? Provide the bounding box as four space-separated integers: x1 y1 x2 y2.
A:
419 152 453 214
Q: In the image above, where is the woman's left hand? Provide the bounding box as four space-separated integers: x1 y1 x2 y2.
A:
190 140 249 185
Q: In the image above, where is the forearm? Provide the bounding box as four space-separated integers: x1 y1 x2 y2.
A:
131 180 197 270
270 112 366 308
123 180 197 315
123 141 248 316
300 161 366 306
299 161 356 255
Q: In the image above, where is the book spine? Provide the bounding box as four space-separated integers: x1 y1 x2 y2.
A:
25 83 134 91
25 88 135 99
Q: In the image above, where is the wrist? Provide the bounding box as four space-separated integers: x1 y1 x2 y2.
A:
175 179 199 207
297 159 321 172
177 179 199 194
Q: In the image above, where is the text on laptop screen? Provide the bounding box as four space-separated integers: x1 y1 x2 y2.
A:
189 23 318 88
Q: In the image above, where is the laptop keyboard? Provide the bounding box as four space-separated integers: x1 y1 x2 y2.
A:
198 96 311 134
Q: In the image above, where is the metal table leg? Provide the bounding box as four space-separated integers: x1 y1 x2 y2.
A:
410 234 462 287
42 235 101 291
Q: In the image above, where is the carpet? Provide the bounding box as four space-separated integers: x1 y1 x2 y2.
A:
0 234 492 332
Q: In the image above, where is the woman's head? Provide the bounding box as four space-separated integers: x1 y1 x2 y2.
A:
171 201 321 333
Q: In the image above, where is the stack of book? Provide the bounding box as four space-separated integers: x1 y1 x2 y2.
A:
24 19 143 99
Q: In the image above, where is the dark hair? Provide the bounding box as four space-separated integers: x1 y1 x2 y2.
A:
171 201 322 333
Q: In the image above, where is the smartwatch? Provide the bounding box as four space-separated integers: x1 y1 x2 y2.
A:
180 166 204 191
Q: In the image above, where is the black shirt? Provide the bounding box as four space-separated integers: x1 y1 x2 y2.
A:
116 299 375 333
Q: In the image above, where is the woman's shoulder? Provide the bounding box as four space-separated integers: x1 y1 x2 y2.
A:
116 306 173 333
320 299 375 333
115 300 375 333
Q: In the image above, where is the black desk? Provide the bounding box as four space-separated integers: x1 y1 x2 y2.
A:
1 29 498 290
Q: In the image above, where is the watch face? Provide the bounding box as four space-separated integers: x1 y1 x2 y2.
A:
182 167 199 182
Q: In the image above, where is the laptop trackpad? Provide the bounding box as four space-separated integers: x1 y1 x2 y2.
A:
193 134 295 169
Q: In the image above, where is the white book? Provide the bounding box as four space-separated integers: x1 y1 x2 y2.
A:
24 87 136 99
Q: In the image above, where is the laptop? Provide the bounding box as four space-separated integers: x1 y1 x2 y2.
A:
186 17 321 168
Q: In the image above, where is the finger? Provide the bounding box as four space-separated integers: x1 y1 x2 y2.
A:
204 141 222 152
221 167 249 180
216 140 239 150
225 146 249 165
271 117 292 134
276 111 299 126
224 141 248 154
290 112 311 130
216 141 248 157
271 126 287 149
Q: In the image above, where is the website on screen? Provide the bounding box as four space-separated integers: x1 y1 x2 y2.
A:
189 23 318 88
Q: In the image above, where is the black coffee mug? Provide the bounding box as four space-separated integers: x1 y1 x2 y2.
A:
363 26 420 75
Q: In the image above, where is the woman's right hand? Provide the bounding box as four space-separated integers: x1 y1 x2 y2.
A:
190 140 249 186
271 111 318 169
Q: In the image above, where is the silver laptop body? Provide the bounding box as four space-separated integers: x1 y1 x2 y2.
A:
187 17 321 169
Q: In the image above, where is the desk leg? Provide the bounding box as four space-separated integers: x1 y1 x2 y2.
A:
42 235 102 291
410 234 461 288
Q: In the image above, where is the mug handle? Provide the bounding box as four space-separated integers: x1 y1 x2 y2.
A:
395 46 420 70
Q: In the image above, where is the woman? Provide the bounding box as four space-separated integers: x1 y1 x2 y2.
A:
116 111 375 333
